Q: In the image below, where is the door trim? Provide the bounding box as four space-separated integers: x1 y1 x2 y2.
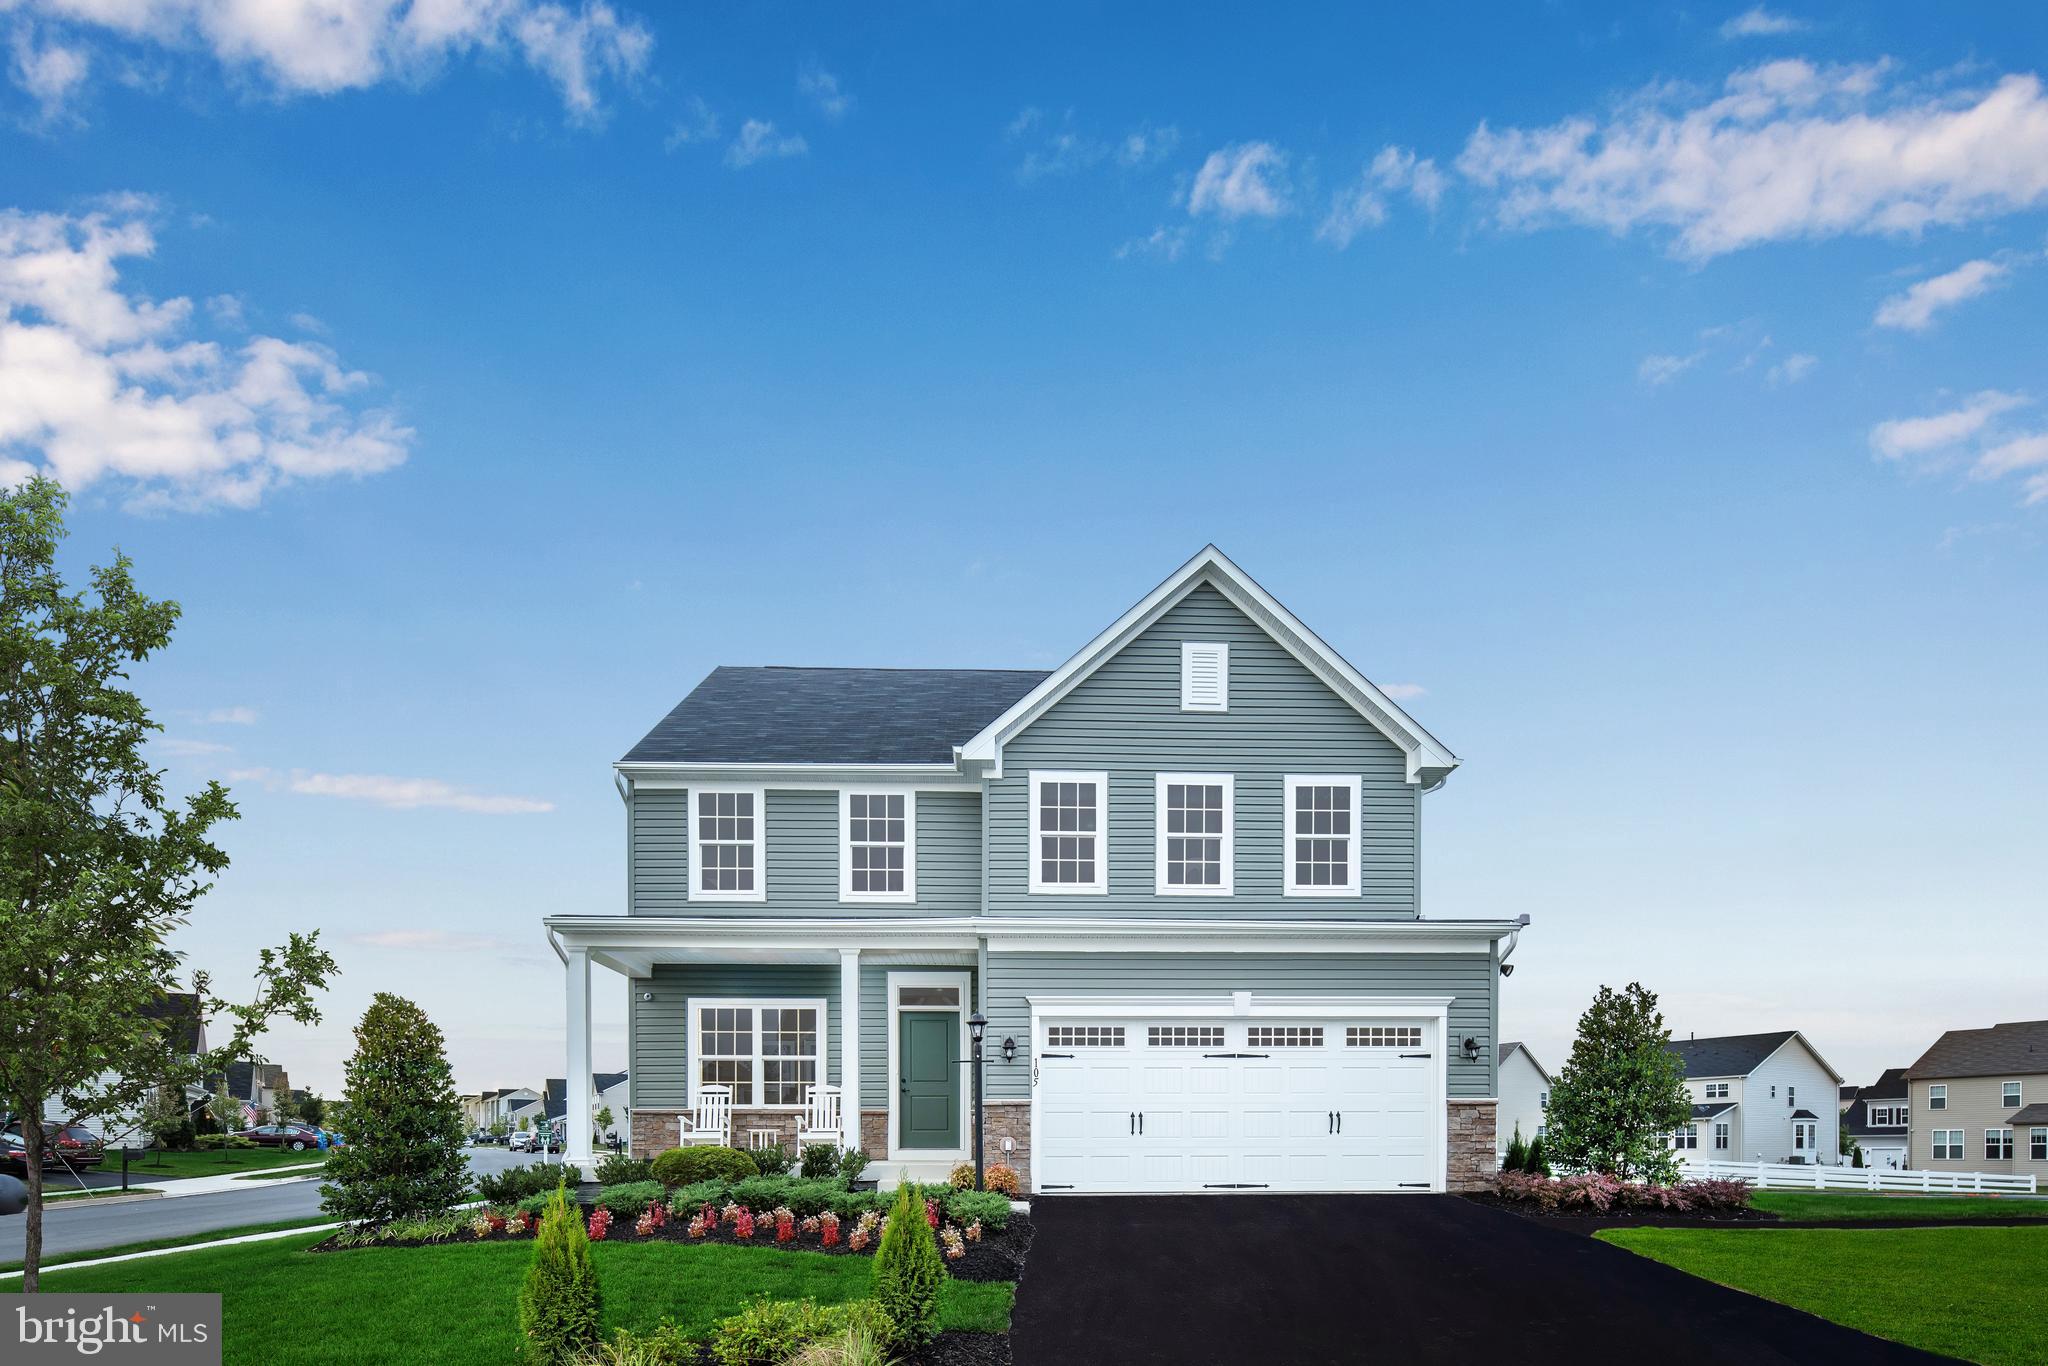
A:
886 969 971 1164
1027 992 1451 1196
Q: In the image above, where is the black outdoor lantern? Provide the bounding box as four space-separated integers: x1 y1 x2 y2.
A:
1000 1036 1017 1064
1462 1036 1483 1063
967 1012 989 1190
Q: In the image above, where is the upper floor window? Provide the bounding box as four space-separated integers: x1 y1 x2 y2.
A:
1180 641 1229 711
2003 1081 2023 1108
1155 773 1234 895
1868 1104 1907 1127
840 791 915 903
693 787 764 901
1029 771 1108 894
1929 1085 1947 1110
1787 1086 1795 1108
1703 1082 1730 1100
1283 775 1361 895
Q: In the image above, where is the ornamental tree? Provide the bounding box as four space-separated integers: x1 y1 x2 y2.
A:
320 993 470 1224
1541 982 1693 1184
0 476 336 1290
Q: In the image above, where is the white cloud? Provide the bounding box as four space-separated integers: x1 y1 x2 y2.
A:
1873 258 2011 331
1114 225 1188 263
1869 390 2026 459
2 0 652 123
1371 145 1447 211
663 95 719 150
1317 145 1449 249
797 65 850 121
1380 682 1428 701
1315 182 1386 250
287 771 554 814
0 200 411 511
1638 351 1704 385
725 118 806 168
1011 112 1178 183
198 705 259 724
10 25 90 118
157 736 231 756
1721 7 1808 38
1458 62 2048 259
1768 351 1818 384
1187 142 1290 220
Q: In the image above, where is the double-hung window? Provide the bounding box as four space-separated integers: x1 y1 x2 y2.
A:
1672 1124 1698 1150
840 790 915 902
1029 771 1108 894
1928 1084 1947 1110
1283 774 1361 896
690 999 823 1107
2003 1081 2023 1108
1155 773 1233 894
1713 1122 1730 1150
1932 1129 1963 1161
1987 1128 2014 1161
2033 1128 2047 1162
692 787 764 901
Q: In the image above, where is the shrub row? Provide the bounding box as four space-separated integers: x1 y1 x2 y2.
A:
647 1144 870 1190
1492 1170 1751 1213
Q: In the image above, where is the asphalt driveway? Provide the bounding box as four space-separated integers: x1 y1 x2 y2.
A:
1010 1195 1950 1365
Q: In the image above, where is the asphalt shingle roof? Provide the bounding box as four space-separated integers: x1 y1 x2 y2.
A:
621 666 1052 765
1667 1031 1799 1079
1906 1020 2048 1082
1690 1102 1736 1120
2007 1103 2048 1125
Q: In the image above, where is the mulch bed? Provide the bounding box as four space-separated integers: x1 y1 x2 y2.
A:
908 1331 1011 1365
1459 1193 1781 1234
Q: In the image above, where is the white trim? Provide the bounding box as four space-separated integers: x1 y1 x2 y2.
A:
838 950 862 1151
1180 641 1229 712
1154 772 1235 896
1027 770 1109 895
1282 774 1362 897
1744 1031 1848 1086
685 784 767 904
620 763 974 792
838 788 918 905
2003 1080 2024 1107
686 995 826 1110
956 546 1459 785
886 970 972 1164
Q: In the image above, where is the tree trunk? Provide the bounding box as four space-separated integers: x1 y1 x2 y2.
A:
22 1091 45 1294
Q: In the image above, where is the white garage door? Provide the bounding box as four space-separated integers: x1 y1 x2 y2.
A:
1034 1017 1442 1193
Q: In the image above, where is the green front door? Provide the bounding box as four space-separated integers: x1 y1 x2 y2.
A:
898 1011 960 1149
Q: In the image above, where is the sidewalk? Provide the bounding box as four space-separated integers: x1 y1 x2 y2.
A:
43 1162 327 1203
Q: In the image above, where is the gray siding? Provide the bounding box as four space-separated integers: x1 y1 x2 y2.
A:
989 583 1420 919
979 951 1496 1101
629 962 840 1109
630 788 982 917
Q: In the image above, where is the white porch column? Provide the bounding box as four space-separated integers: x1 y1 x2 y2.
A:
839 949 862 1152
565 946 594 1171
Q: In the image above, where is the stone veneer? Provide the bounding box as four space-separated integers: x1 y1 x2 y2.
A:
1446 1099 1497 1192
982 1101 1031 1191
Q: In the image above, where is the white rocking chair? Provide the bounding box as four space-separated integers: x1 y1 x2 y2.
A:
797 1084 842 1149
678 1085 733 1148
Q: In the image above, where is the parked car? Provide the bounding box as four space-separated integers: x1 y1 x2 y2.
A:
0 1121 106 1172
231 1123 325 1152
508 1130 538 1153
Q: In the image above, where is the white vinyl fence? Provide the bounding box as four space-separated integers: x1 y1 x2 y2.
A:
1689 1158 2038 1195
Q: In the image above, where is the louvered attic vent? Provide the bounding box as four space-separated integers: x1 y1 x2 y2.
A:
1180 641 1229 712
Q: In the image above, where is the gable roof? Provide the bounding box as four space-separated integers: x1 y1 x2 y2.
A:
1907 1019 2048 1081
1498 1041 1551 1083
1668 1030 1842 1083
956 546 1459 785
594 1071 628 1092
621 666 1048 765
142 992 204 1056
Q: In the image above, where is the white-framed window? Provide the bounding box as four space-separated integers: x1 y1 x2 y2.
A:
1345 1026 1422 1049
1248 1026 1324 1048
2003 1081 2023 1108
1787 1086 1796 1108
688 998 823 1108
1283 774 1361 896
1046 1025 1125 1048
1028 771 1108 894
1987 1128 2014 1161
691 787 765 901
1929 1085 1947 1110
1869 1104 1907 1127
1154 773 1234 895
2032 1128 2046 1162
1148 1026 1224 1048
1932 1129 1963 1160
1714 1122 1730 1150
1793 1121 1815 1153
1672 1124 1698 1150
1703 1082 1729 1100
1180 641 1229 711
839 790 916 903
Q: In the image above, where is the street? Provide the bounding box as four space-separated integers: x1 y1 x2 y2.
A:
2 1145 550 1263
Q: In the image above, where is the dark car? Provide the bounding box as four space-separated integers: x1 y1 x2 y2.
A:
0 1121 106 1172
231 1123 325 1152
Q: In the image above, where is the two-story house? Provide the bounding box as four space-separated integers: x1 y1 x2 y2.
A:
1840 1068 1910 1170
1495 1041 1551 1162
1667 1031 1843 1165
1906 1019 2048 1180
546 547 1525 1194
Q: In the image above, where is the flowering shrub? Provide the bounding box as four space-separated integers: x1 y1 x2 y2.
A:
507 1210 532 1236
948 1162 977 1190
799 1214 821 1236
924 1197 941 1230
983 1164 1021 1197
847 1209 881 1253
635 1201 667 1237
820 1211 841 1248
470 1212 498 1239
964 1219 982 1243
732 1206 756 1240
586 1207 613 1241
1492 1170 1751 1213
774 1206 796 1243
687 1211 711 1238
939 1225 966 1260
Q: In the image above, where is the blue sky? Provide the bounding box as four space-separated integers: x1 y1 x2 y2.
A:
6 2 2045 1095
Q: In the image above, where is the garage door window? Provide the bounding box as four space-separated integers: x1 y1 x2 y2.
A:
1047 1025 1125 1048
1247 1026 1323 1047
1283 775 1361 896
1346 1026 1422 1048
1148 1026 1225 1047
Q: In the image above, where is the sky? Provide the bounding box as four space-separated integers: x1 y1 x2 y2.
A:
5 2 2046 1099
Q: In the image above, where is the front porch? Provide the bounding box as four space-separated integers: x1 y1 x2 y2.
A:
551 915 992 1183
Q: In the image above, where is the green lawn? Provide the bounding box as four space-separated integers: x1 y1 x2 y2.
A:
1600 1225 2048 1365
3 1232 1015 1364
124 1148 328 1179
1753 1190 2048 1222
1 1218 335 1275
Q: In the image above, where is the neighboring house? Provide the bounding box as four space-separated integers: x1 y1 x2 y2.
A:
1841 1068 1911 1170
1667 1031 1844 1165
1838 1084 1859 1112
593 1071 630 1143
205 1063 291 1122
1905 1019 2048 1180
1495 1042 1550 1161
547 546 1526 1194
44 992 208 1145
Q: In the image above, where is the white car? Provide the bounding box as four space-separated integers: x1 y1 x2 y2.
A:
508 1131 538 1153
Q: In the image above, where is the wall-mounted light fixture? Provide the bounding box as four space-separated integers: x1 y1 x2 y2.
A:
1001 1036 1017 1064
1499 963 1514 978
1462 1036 1483 1063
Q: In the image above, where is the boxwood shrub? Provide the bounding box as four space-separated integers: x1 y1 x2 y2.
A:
475 1163 562 1205
942 1188 1010 1231
594 1180 666 1217
650 1145 758 1188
